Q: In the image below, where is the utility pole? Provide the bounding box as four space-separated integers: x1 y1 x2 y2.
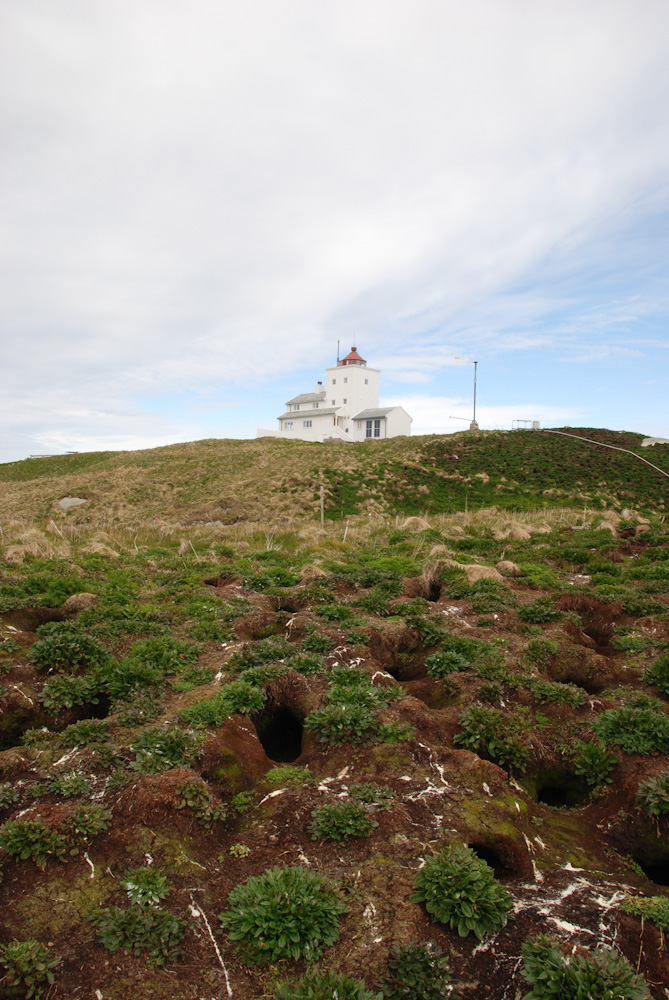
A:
454 357 479 430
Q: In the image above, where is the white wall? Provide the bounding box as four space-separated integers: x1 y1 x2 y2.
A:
386 407 412 437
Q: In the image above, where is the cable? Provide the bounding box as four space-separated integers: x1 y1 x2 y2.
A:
540 429 669 481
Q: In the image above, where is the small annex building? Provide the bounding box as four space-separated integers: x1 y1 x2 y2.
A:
257 347 412 443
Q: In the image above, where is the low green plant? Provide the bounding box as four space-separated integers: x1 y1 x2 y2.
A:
309 800 378 841
50 772 90 798
0 637 21 654
89 905 186 965
611 634 651 653
425 650 471 678
621 894 669 934
593 706 669 756
0 939 60 999
229 791 254 814
179 680 266 727
301 632 334 653
131 726 205 773
411 844 511 940
454 706 531 772
65 804 111 849
273 969 381 1000
529 679 586 707
284 652 326 675
350 782 396 810
228 842 250 858
520 933 650 999
379 940 460 1000
522 639 560 667
377 721 415 743
304 703 379 746
636 771 669 817
0 783 19 810
265 765 313 786
29 623 110 672
219 865 347 965
0 817 66 868
176 780 225 829
171 665 216 693
643 651 669 696
113 687 165 726
227 636 292 671
62 719 110 747
518 599 561 624
572 740 616 788
128 635 199 671
121 867 169 906
40 674 101 711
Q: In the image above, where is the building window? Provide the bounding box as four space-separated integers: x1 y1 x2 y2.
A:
332 379 336 384
313 402 319 408
303 420 312 428
374 419 381 438
364 378 368 384
295 404 299 410
343 398 347 404
344 377 347 383
366 420 372 438
332 399 335 405
284 422 293 430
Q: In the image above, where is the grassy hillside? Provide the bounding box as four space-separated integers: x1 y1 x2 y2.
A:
1 428 668 529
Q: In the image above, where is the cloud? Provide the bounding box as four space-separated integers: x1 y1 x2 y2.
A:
382 394 583 435
2 1 669 461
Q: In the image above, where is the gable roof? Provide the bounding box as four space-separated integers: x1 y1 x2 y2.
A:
278 407 340 420
285 391 327 405
351 407 396 420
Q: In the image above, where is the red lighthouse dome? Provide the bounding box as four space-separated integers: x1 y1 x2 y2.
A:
339 346 366 367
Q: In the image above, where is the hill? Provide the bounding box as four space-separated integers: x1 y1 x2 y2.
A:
0 432 669 997
0 427 668 528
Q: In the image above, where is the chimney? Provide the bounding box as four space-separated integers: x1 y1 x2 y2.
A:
315 381 323 394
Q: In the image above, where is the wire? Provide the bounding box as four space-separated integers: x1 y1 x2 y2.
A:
540 429 669 481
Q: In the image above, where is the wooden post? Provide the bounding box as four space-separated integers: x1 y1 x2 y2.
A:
320 486 325 527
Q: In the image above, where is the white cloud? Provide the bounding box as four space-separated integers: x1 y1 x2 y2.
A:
2 1 668 460
383 394 584 435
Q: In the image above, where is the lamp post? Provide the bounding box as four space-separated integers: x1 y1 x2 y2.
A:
454 357 478 431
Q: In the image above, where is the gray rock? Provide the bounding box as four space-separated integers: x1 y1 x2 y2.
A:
58 497 88 511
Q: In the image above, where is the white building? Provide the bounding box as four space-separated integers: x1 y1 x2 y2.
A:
257 347 412 443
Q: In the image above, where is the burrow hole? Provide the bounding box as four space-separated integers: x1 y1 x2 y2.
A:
632 842 669 887
468 842 516 881
531 769 589 809
254 706 304 762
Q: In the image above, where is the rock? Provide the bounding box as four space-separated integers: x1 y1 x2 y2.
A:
497 560 522 577
58 497 88 511
61 593 98 615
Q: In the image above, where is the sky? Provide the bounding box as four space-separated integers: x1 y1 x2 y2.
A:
2 0 668 463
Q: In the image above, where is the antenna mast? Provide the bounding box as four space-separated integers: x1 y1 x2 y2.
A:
337 339 340 365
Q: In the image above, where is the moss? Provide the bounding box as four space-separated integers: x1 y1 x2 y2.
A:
9 869 114 937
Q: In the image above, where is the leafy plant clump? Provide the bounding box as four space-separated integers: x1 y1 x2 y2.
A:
89 905 186 966
0 817 67 869
176 779 226 829
572 740 617 789
304 703 379 746
379 940 460 1000
0 782 20 810
121 867 169 907
273 969 381 1000
454 706 531 772
593 706 669 756
425 650 471 678
219 865 347 965
179 680 266 727
130 726 205 773
518 599 562 624
520 933 650 999
621 894 669 935
350 782 396 810
411 844 512 940
309 800 378 841
0 939 60 999
529 679 585 707
29 623 110 672
636 771 669 817
643 651 669 696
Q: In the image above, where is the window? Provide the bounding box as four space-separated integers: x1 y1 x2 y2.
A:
364 378 368 384
303 420 312 428
332 379 336 384
284 421 293 430
313 402 319 408
332 399 335 405
295 404 300 410
343 398 347 404
366 420 372 438
374 419 381 438
344 377 347 383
